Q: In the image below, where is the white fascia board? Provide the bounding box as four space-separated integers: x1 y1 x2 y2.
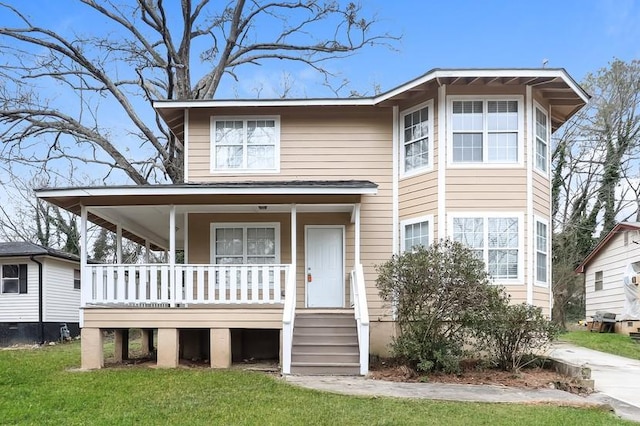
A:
374 69 589 105
36 185 378 198
153 98 374 109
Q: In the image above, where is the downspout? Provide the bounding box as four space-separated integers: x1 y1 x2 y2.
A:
30 255 44 344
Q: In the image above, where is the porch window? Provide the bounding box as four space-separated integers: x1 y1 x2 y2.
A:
213 224 280 264
535 219 548 284
401 101 433 175
211 116 280 172
450 98 522 164
401 215 433 252
452 215 521 282
1 264 27 294
535 107 549 173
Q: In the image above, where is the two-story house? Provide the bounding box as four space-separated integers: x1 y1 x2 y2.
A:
36 68 588 374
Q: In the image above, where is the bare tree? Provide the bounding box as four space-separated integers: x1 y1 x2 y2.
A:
0 0 397 184
552 59 640 327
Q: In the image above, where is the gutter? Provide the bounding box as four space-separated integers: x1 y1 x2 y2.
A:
29 255 44 344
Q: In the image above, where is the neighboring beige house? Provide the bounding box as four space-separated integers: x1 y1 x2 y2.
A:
576 222 640 327
36 68 588 374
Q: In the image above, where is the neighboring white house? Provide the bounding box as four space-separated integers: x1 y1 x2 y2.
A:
576 222 640 322
0 242 81 345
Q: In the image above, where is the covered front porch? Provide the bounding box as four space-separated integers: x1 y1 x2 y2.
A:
36 181 374 374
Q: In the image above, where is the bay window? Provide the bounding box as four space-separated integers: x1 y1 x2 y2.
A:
401 216 433 252
535 107 549 173
535 219 548 285
401 101 433 175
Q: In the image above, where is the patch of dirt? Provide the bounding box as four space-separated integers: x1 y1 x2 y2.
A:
369 360 592 395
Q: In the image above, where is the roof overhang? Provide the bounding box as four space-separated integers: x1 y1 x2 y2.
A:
575 222 640 273
154 68 589 137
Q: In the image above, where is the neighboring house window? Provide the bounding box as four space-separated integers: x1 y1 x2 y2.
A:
211 117 279 172
401 101 433 174
450 98 521 164
594 271 603 291
401 216 433 252
212 224 279 264
452 215 520 281
535 107 549 173
535 220 548 284
1 264 27 294
73 269 81 290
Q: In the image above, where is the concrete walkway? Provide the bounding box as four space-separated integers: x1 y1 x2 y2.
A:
284 342 640 423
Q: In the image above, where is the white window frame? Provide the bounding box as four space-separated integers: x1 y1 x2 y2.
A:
534 216 549 287
210 116 281 174
400 214 434 252
1 263 26 294
73 268 81 290
447 95 525 168
209 223 281 264
533 102 550 175
448 212 524 284
594 270 603 292
400 100 434 177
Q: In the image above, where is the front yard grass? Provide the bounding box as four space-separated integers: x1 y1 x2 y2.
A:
560 330 640 360
0 341 633 425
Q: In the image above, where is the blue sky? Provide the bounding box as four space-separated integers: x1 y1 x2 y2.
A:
8 0 640 99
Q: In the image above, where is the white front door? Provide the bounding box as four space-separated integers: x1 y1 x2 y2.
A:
306 226 344 308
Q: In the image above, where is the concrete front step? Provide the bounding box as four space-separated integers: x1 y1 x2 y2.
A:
290 362 360 375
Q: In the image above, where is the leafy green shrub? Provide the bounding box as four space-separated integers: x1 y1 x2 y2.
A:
471 301 559 371
376 239 501 373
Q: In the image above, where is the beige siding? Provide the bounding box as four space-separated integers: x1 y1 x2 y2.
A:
43 258 81 323
446 169 528 210
532 286 551 316
533 171 551 217
0 257 38 322
83 307 283 329
584 232 640 318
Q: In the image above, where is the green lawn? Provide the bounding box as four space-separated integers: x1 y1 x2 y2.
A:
0 342 632 425
560 330 640 360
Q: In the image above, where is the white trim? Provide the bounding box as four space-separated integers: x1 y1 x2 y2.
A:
152 68 589 108
183 212 189 263
448 211 525 285
36 185 377 198
354 203 361 266
304 225 346 308
209 115 281 174
534 215 550 288
526 86 534 304
400 214 434 253
437 85 447 240
290 204 297 273
533 101 551 177
399 99 435 178
447 95 525 168
116 224 122 264
392 106 399 255
184 108 190 182
209 222 281 265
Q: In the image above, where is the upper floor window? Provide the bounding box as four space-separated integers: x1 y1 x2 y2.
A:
211 116 280 172
401 101 433 176
1 264 27 294
451 214 521 282
535 107 549 173
401 215 433 252
449 98 522 165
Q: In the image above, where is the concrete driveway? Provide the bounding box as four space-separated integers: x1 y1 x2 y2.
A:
549 342 640 422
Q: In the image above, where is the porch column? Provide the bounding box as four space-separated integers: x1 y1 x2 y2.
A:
116 224 123 263
157 328 179 368
81 327 103 370
145 240 150 263
290 204 297 273
210 328 231 368
113 329 129 362
169 205 176 306
354 203 361 267
80 206 88 324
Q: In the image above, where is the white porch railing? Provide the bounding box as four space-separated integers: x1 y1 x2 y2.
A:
281 264 297 375
83 263 290 306
350 264 369 375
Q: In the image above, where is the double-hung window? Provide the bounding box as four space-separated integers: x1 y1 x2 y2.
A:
452 215 521 282
535 219 548 285
73 269 81 290
450 98 521 164
1 264 27 294
212 224 279 265
211 117 279 172
401 216 433 252
535 107 549 173
401 101 433 175
594 271 603 291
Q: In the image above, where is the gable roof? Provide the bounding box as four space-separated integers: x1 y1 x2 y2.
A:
575 222 640 273
0 242 80 263
154 67 589 143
